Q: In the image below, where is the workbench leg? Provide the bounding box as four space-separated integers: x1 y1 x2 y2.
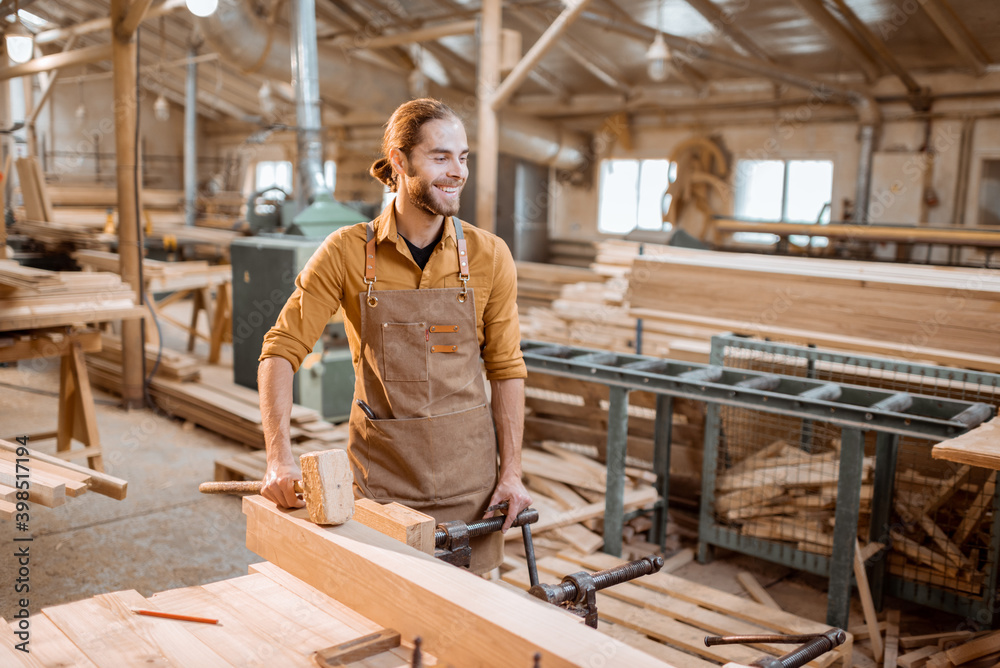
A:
650 394 673 552
188 287 214 352
56 342 104 471
603 386 630 558
868 431 898 611
208 281 231 365
827 427 864 629
697 402 722 564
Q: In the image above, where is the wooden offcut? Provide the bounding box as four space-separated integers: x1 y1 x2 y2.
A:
932 416 1000 470
353 498 435 554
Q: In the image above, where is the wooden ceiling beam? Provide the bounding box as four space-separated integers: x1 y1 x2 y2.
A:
490 0 598 109
510 7 632 95
683 0 775 64
788 0 881 82
824 0 924 102
117 0 157 40
918 0 990 76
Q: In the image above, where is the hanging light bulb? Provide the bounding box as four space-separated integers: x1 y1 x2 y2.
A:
74 79 86 125
185 0 219 18
258 80 275 116
5 3 33 65
645 32 670 83
154 94 170 122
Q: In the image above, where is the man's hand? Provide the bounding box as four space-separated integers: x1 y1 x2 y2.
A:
261 459 305 509
484 471 532 533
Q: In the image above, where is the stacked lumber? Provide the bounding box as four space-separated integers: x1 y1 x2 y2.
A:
73 250 230 292
514 260 600 310
548 237 599 267
6 564 435 666
88 333 200 382
0 261 144 331
628 246 1000 369
10 216 115 250
0 438 127 517
503 549 853 668
85 356 344 449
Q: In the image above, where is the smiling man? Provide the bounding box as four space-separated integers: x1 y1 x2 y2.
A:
256 98 531 574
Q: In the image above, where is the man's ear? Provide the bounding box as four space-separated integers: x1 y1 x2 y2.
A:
389 148 407 179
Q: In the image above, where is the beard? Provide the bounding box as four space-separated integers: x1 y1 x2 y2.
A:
405 173 463 217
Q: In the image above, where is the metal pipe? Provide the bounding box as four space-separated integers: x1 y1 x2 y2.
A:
852 94 881 225
184 45 198 226
290 0 327 210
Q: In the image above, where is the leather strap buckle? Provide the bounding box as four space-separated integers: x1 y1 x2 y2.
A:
365 278 378 307
458 277 468 303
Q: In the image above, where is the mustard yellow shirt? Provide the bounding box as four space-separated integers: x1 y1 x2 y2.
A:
259 204 526 381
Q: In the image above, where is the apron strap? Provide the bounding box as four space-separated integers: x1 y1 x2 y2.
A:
453 217 470 303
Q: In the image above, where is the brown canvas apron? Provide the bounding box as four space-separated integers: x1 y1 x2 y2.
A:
347 217 503 574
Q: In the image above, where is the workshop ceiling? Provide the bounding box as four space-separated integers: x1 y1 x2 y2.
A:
13 0 999 125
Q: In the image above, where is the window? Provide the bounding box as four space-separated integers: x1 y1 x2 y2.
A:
598 159 675 234
978 159 1000 226
733 159 833 244
254 160 293 192
324 160 337 191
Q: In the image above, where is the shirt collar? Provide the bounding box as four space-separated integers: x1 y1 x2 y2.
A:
373 202 458 247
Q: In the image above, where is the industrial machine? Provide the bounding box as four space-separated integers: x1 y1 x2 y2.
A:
230 197 367 421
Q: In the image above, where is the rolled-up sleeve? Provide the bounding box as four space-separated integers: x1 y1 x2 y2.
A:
259 232 345 373
481 237 526 380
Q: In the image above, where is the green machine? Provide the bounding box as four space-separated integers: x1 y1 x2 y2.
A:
230 198 367 422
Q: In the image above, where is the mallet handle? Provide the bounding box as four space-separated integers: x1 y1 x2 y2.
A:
198 481 304 495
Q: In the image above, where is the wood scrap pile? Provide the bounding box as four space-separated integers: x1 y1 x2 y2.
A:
503 549 853 668
548 237 599 267
87 333 200 382
508 439 668 562
0 261 144 331
73 250 230 292
849 609 1000 668
628 246 1000 372
715 438 874 557
0 438 127 518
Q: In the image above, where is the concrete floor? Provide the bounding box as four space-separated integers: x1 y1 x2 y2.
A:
0 301 964 653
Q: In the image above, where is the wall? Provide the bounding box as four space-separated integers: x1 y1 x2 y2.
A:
38 66 202 191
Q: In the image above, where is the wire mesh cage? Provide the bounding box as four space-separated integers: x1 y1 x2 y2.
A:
705 333 1000 618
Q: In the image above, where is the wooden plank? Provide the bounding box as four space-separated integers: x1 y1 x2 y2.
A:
147 584 313 666
241 495 667 667
737 572 782 610
0 439 126 500
601 622 718 668
0 617 48 667
900 631 974 650
558 550 842 637
953 472 996 545
932 417 1000 469
16 613 100 667
854 539 884 663
40 590 221 667
0 451 89 496
884 609 901 668
504 485 658 539
0 458 66 507
944 630 1000 665
353 498 436 554
898 645 943 668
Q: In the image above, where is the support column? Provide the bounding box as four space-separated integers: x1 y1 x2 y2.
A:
475 0 500 233
827 427 866 629
112 0 145 408
184 44 197 226
603 385 630 557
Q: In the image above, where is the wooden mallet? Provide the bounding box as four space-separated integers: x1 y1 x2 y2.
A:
199 449 354 525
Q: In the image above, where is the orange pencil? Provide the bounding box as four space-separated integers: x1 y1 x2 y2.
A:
131 608 220 625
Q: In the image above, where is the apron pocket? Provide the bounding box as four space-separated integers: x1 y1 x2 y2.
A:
362 402 497 503
380 322 428 382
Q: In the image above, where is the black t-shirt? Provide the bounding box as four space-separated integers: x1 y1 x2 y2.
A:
401 229 443 271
